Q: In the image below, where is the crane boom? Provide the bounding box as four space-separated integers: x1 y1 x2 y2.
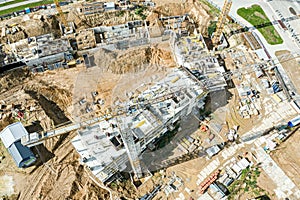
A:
54 0 68 27
212 0 232 45
21 87 190 147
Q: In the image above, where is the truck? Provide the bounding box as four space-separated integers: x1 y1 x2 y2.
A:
25 8 31 14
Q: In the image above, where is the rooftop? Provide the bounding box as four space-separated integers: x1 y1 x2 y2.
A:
0 122 29 148
93 20 148 47
36 34 71 58
72 122 127 168
0 122 36 168
8 141 36 168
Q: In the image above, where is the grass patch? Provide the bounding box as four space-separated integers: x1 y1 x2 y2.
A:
0 0 63 16
228 166 269 199
134 5 147 20
237 5 283 45
199 0 220 16
116 10 125 17
0 0 29 7
208 21 217 37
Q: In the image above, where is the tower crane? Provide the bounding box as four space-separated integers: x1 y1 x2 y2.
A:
116 117 145 179
53 0 73 34
21 86 192 147
212 0 232 45
20 82 199 179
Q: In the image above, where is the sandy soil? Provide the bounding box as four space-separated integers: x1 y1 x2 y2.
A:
275 50 300 93
158 157 210 199
271 129 300 188
152 0 212 35
0 40 177 200
0 1 217 199
0 67 112 199
0 175 15 197
0 14 61 44
257 171 277 199
151 0 187 7
72 43 174 121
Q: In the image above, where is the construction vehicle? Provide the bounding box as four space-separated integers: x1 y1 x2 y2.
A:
6 23 18 28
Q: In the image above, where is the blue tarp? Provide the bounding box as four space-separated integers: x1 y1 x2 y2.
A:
288 115 300 127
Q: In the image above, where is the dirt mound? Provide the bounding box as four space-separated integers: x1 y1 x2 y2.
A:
109 48 151 74
1 31 26 44
24 79 73 113
25 90 70 126
0 67 77 131
153 1 212 34
0 88 111 199
94 45 175 74
0 116 15 131
271 129 300 187
0 68 30 93
22 19 53 37
0 16 61 43
155 3 193 16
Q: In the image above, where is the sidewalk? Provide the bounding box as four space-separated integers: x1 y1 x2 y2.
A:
208 0 300 100
208 0 299 56
0 0 14 5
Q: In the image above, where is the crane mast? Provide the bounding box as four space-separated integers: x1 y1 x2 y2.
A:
53 0 73 34
117 118 144 179
212 0 232 45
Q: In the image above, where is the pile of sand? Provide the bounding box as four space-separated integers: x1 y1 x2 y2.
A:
94 45 175 74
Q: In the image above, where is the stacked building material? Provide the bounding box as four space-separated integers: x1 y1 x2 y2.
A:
199 170 220 194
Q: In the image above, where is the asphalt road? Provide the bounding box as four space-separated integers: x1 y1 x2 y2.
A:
208 0 300 56
209 0 300 102
0 0 43 11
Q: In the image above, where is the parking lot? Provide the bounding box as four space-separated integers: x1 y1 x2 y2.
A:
271 0 300 48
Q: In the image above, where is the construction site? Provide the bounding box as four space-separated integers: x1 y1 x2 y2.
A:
0 0 300 200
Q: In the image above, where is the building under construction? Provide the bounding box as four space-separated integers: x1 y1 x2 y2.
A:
78 1 105 16
159 14 191 36
13 31 227 184
93 20 150 50
174 34 227 91
75 29 97 50
71 68 207 182
7 34 72 67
